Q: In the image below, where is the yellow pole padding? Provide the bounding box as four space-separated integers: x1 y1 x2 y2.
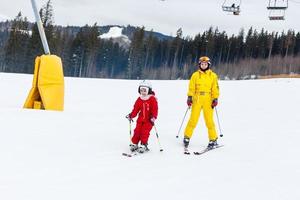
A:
33 101 42 109
24 55 64 111
23 56 42 109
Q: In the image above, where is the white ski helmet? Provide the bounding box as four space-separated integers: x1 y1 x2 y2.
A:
138 80 152 94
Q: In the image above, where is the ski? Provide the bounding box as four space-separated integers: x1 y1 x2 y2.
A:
184 147 191 155
122 152 138 157
193 145 224 155
122 149 150 157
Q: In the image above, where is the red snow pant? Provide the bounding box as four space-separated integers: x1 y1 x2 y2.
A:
131 122 153 145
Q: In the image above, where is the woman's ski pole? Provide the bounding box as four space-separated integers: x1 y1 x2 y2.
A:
176 107 190 138
153 125 163 152
215 107 223 137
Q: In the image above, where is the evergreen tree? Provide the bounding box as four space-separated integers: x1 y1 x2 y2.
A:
2 15 300 79
4 12 30 73
69 24 100 77
127 27 145 79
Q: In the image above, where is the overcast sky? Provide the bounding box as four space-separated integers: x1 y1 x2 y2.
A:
1 0 300 37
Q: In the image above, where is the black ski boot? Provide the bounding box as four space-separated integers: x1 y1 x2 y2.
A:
183 137 190 148
137 144 149 153
129 144 138 152
207 139 218 149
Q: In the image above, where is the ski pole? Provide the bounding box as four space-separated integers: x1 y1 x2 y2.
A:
126 114 133 143
215 107 223 137
153 125 164 152
129 120 132 143
176 107 190 138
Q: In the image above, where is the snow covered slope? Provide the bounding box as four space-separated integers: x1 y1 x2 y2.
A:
99 26 131 49
0 72 300 200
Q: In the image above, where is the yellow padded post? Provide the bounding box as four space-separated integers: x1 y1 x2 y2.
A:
38 55 64 111
23 56 42 109
24 55 64 111
33 101 42 109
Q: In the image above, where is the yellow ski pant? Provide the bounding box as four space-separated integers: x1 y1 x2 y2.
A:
184 94 218 141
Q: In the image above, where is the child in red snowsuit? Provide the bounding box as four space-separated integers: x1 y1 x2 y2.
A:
126 80 158 153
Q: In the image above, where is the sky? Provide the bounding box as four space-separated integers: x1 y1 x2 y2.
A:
0 0 300 37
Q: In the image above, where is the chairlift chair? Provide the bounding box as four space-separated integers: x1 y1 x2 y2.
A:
222 0 241 15
267 0 288 20
267 0 288 10
269 15 285 20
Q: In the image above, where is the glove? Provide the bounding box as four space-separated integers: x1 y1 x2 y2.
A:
150 117 156 125
211 98 218 108
126 114 133 122
187 96 192 107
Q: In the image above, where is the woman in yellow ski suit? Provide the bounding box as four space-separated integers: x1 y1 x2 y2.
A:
183 56 220 148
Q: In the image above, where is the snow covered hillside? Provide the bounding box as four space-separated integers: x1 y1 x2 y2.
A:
0 72 300 200
99 26 131 49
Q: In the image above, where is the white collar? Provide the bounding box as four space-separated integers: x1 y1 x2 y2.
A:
140 94 151 100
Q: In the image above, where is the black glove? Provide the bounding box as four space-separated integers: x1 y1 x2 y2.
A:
150 117 156 125
187 96 192 107
211 98 218 108
126 114 133 122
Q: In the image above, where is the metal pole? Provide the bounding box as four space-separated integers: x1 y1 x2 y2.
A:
176 107 190 138
215 107 223 137
129 120 132 143
153 125 163 152
30 0 50 55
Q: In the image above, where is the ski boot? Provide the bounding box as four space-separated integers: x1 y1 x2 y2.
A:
137 144 149 153
129 144 138 152
183 137 190 148
207 139 218 149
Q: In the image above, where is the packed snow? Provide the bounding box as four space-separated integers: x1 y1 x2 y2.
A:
0 72 300 200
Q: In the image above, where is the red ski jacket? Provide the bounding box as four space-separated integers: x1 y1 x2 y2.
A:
129 93 158 124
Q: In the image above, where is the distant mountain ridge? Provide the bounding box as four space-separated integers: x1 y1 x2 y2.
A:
0 20 173 41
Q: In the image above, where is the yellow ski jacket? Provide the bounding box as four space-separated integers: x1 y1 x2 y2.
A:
187 69 219 99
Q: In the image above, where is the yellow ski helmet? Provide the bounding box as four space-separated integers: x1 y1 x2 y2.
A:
199 56 211 65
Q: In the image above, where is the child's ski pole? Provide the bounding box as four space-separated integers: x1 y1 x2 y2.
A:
126 115 133 143
129 120 132 142
153 125 163 152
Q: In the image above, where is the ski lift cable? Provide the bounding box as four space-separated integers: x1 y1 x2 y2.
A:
222 0 226 6
222 0 242 6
